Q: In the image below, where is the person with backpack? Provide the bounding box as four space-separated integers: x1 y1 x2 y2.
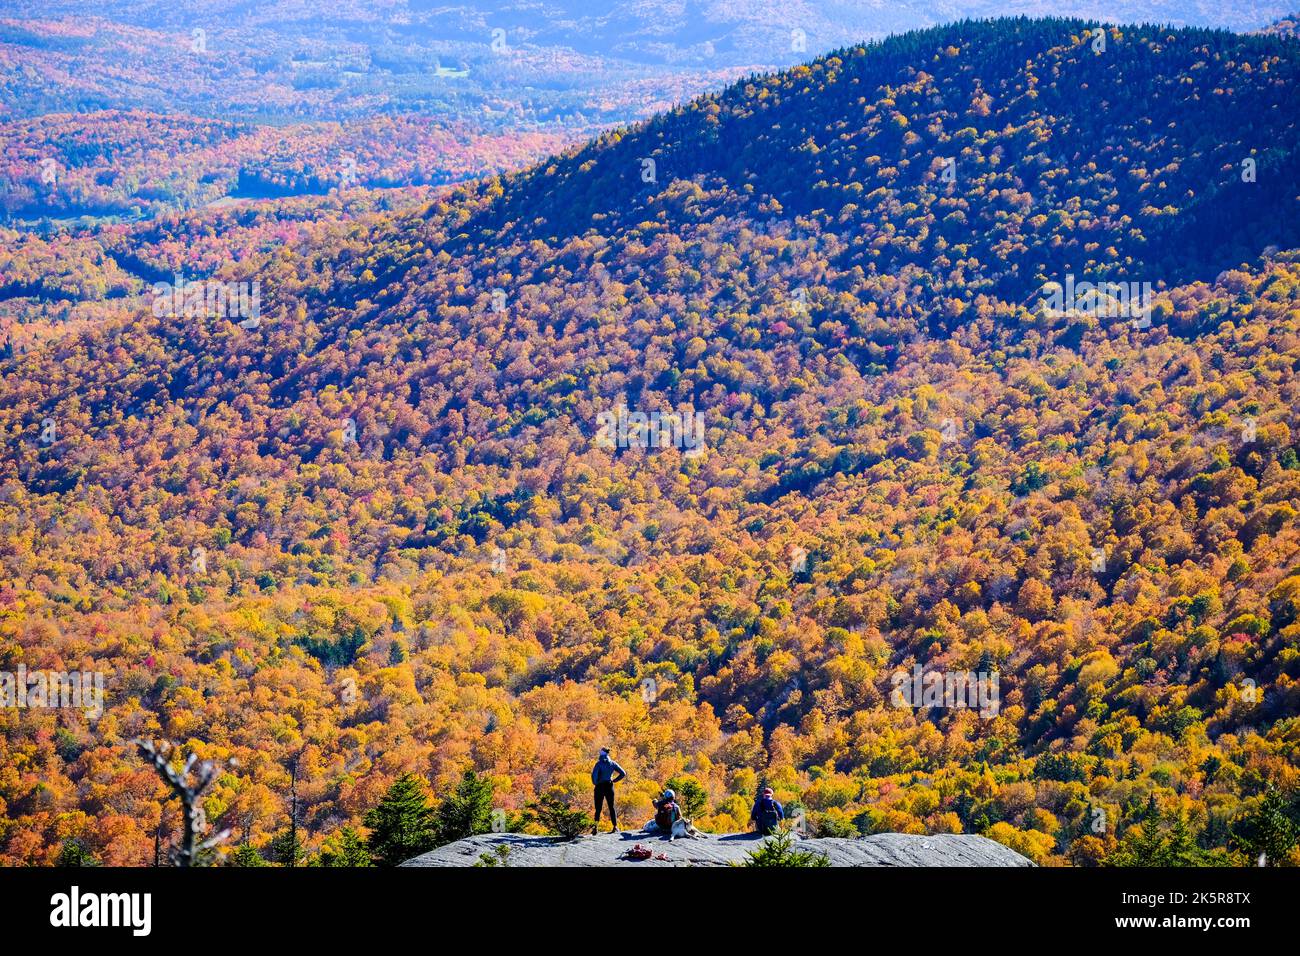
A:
652 788 682 836
638 787 705 842
590 747 626 834
750 786 784 836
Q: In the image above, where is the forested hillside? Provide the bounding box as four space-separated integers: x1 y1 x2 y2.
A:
1 18 1298 867
0 112 571 224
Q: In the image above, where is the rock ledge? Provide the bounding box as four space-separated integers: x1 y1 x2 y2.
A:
401 830 1035 867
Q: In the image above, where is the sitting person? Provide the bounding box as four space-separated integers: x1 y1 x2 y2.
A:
643 789 704 841
653 789 681 833
749 787 784 836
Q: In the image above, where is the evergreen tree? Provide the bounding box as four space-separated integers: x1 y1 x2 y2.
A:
528 790 594 840
266 827 305 867
740 829 830 867
227 842 269 867
317 827 372 867
435 769 496 844
664 776 708 818
1108 807 1221 866
364 774 438 866
55 838 98 867
1232 787 1300 865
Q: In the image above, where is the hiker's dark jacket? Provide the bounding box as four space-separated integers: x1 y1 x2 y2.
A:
591 755 626 785
751 796 784 827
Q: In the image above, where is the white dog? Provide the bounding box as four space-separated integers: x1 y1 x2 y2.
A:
642 817 706 840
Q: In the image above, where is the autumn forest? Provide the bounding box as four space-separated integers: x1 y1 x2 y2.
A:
1 9 1300 870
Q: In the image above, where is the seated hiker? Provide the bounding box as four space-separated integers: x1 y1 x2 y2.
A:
652 789 681 833
642 788 703 841
750 787 784 836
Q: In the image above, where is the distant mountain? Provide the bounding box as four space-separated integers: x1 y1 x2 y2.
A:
468 17 1300 303
3 2 1294 225
424 0 1300 60
1255 12 1300 36
6 2 1294 68
1 2 1293 125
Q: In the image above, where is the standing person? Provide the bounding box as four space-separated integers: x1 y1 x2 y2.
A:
591 747 626 834
750 787 784 836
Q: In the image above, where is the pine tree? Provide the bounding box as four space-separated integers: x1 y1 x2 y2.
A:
664 776 708 818
364 774 438 866
435 769 496 844
1108 807 1217 866
528 790 594 840
55 838 98 867
317 827 372 867
227 843 268 867
266 827 305 867
740 829 830 867
1232 786 1300 865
